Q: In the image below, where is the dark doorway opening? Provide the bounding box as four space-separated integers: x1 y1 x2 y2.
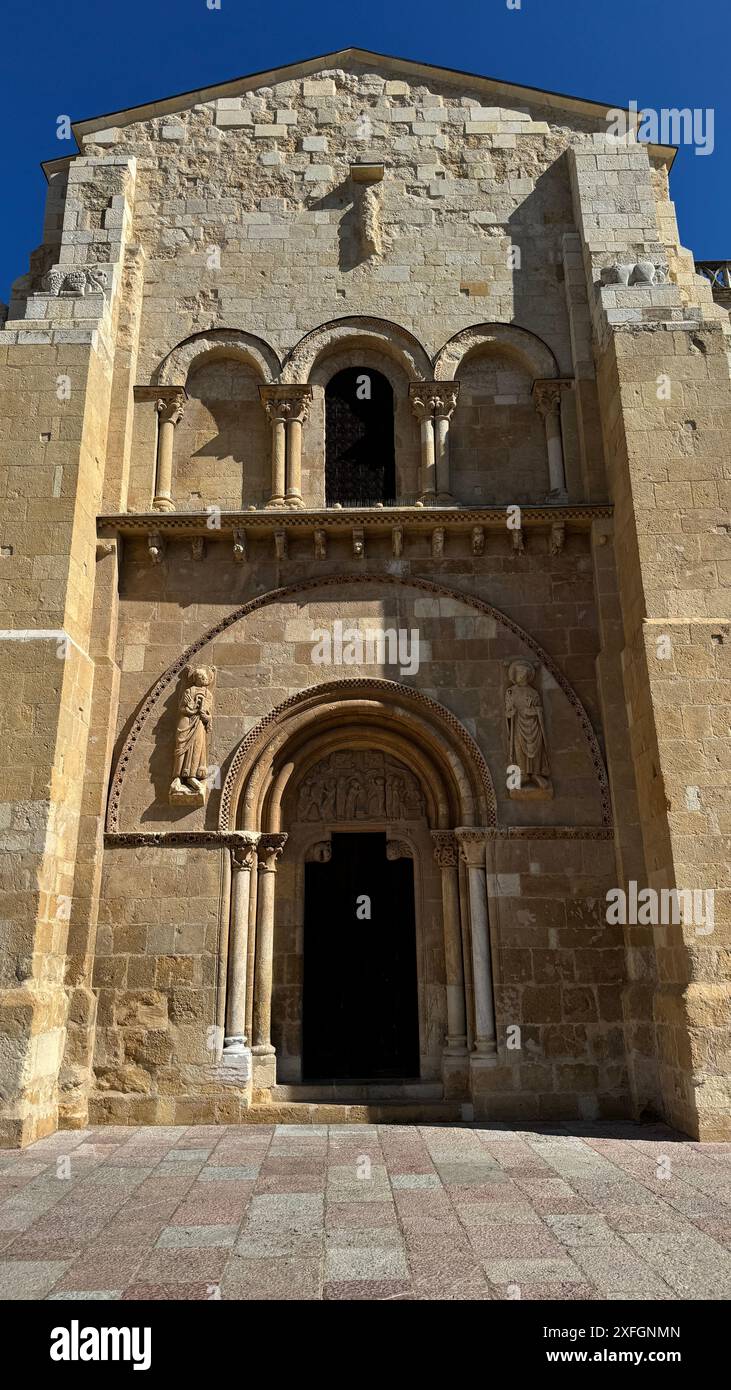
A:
325 366 396 506
303 832 419 1081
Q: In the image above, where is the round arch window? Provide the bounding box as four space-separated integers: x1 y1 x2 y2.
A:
325 367 396 506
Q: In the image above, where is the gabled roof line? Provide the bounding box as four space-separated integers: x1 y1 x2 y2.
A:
39 46 677 178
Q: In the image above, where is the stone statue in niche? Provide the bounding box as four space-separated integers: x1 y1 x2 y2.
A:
296 751 425 822
505 659 552 797
170 665 215 805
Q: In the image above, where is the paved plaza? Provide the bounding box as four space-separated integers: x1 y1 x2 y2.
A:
0 1123 730 1301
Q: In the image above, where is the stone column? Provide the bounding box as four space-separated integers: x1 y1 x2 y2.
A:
456 829 496 1057
433 386 459 499
431 832 467 1054
285 386 313 507
251 833 287 1085
410 382 459 501
409 383 436 499
259 385 312 508
223 835 259 1059
153 389 186 512
532 380 568 500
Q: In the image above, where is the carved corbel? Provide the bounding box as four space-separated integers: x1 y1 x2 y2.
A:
191 537 205 562
148 531 165 565
432 527 445 559
386 839 413 861
314 529 327 560
233 528 247 562
471 526 485 557
549 521 565 556
305 840 332 863
392 524 404 558
274 529 288 561
352 527 365 559
510 528 525 555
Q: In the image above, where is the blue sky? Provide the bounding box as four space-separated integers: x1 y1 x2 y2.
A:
1 0 727 303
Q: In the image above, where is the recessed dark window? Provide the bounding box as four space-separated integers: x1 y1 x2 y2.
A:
325 366 396 506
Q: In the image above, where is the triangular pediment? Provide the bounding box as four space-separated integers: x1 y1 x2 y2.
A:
60 47 673 157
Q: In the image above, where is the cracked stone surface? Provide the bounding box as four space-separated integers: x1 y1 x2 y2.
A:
1 1122 730 1301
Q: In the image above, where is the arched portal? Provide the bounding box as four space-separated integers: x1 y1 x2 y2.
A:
325 366 395 505
219 681 497 1099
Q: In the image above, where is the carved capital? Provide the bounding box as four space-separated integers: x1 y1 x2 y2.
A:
455 828 487 868
531 380 562 421
431 831 459 868
156 389 186 427
257 833 287 872
409 381 460 421
231 835 259 873
259 383 312 424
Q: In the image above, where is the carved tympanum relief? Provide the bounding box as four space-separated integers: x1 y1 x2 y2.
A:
170 666 215 806
505 659 553 798
295 751 425 823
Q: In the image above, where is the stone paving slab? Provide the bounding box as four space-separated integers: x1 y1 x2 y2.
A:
0 1122 730 1300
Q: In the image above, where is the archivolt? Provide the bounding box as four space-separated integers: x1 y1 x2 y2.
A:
105 573 611 832
154 328 281 386
433 323 559 381
282 316 432 384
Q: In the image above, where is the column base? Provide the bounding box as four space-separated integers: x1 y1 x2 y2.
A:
284 494 305 509
220 1040 252 1081
442 1049 470 1100
152 497 175 513
251 1046 277 1089
265 496 288 509
547 487 568 504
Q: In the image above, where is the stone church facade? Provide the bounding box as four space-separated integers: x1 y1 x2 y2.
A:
0 49 728 1147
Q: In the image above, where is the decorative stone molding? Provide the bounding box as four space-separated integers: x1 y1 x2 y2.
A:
281 315 432 384
155 328 280 387
169 665 215 806
434 323 559 382
295 751 425 824
599 260 669 287
505 659 552 799
431 831 459 868
104 574 610 833
101 503 612 536
44 265 110 297
102 825 614 848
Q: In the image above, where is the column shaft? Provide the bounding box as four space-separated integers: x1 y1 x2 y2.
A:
224 839 258 1054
